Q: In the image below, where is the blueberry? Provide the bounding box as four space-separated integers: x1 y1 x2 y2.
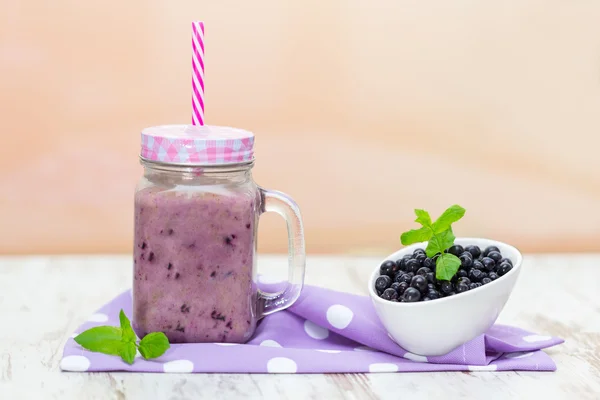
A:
487 251 502 264
481 277 492 285
413 248 426 257
497 263 512 276
465 245 481 259
488 272 499 281
395 258 407 271
446 291 456 297
391 282 402 292
405 259 420 273
426 272 435 284
416 267 431 277
459 252 473 269
381 288 399 300
403 287 421 302
427 283 436 291
456 283 469 293
469 282 482 290
483 245 500 257
472 260 484 271
414 253 427 265
379 260 398 277
457 277 471 286
393 271 402 282
397 273 412 285
407 272 415 280
411 275 428 293
423 258 436 269
480 257 495 272
456 269 468 279
447 245 464 257
440 281 454 295
427 290 441 300
468 269 484 282
390 298 399 302
375 275 392 292
499 258 513 266
395 281 409 295
422 297 431 301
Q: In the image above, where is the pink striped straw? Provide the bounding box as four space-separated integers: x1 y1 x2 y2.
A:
191 21 205 126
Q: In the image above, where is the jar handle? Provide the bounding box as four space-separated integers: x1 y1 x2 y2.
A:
257 187 306 317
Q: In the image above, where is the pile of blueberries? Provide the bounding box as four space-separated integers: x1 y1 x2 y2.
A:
375 245 514 303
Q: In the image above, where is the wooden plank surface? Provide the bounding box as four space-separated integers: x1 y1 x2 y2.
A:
0 254 599 399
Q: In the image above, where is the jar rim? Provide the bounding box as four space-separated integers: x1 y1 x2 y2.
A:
140 157 254 171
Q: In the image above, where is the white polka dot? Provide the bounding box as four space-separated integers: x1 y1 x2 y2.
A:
403 352 428 363
214 343 239 346
522 335 552 343
163 359 194 373
317 349 341 353
467 365 498 371
326 305 354 329
60 355 91 372
267 357 297 373
504 351 534 359
88 313 109 322
354 346 379 352
260 340 282 347
304 320 329 340
368 363 398 373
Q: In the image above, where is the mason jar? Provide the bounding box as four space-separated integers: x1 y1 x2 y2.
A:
132 124 305 343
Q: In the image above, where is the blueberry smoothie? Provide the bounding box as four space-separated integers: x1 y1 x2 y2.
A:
133 184 259 343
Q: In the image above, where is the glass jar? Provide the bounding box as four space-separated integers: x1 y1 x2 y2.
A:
132 124 305 343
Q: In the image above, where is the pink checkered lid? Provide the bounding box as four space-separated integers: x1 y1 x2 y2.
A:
140 124 255 165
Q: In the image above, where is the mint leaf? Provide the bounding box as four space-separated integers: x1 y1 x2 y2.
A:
74 310 170 364
425 228 455 258
400 226 433 245
414 209 432 226
74 326 124 356
138 332 170 360
120 342 137 365
400 204 466 280
432 205 465 234
119 309 136 343
436 253 461 281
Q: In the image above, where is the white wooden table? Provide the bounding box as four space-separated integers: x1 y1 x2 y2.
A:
0 254 599 399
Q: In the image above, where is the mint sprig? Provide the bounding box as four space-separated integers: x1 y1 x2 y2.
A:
74 309 170 365
401 205 466 281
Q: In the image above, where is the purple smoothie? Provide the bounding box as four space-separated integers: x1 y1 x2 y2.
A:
133 185 259 343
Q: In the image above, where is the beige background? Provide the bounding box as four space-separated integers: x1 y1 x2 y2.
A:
1 1 599 255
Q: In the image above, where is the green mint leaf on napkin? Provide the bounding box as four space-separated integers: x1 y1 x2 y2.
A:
400 205 466 280
435 253 462 281
138 332 171 360
119 309 136 343
74 326 124 356
120 342 137 365
73 309 170 364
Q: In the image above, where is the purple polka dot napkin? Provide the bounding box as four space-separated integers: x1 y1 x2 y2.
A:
61 285 563 373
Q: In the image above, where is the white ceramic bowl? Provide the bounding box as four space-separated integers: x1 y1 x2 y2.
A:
369 238 522 356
